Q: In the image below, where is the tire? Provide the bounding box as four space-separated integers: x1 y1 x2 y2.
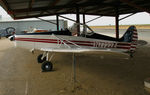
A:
41 61 53 72
37 54 46 63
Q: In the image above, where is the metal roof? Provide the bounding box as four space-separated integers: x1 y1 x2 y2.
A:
0 0 149 19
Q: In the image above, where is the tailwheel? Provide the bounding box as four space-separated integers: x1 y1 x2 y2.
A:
37 54 46 63
41 61 53 72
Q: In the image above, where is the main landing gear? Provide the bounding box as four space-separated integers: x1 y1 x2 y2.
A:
37 51 54 72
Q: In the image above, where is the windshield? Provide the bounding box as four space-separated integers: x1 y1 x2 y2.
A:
69 23 94 36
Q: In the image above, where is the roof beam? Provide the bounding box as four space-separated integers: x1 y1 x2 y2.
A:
67 0 81 5
28 0 34 10
86 16 102 23
40 0 61 15
14 12 113 19
83 1 106 12
60 0 82 13
94 7 115 14
48 0 60 7
27 0 35 16
119 13 136 21
37 17 57 25
120 0 150 14
12 1 112 14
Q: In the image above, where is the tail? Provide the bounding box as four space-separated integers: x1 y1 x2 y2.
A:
120 25 138 52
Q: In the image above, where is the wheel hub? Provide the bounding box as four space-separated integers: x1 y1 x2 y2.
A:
45 65 49 69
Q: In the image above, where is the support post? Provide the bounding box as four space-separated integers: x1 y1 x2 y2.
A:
72 53 76 90
76 7 80 36
82 14 86 36
115 8 119 40
56 15 59 31
72 53 76 82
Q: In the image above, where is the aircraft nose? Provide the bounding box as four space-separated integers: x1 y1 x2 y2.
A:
9 35 15 41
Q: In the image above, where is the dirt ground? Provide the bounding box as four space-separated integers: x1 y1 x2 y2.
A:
0 38 150 95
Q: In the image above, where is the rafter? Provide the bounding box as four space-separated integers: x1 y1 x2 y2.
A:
12 1 115 14
120 0 150 13
27 0 35 16
28 0 34 10
39 0 61 16
1 0 149 19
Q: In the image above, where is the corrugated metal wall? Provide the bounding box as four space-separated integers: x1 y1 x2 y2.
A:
0 19 67 34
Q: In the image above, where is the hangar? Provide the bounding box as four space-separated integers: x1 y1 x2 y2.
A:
0 0 150 94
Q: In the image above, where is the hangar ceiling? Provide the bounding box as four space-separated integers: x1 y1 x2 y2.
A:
0 0 149 19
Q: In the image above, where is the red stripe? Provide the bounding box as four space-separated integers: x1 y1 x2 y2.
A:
15 38 58 41
15 38 94 47
15 38 57 42
133 44 137 45
117 43 131 46
117 47 130 49
71 40 93 43
133 36 138 38
16 39 58 43
15 37 93 44
132 40 137 41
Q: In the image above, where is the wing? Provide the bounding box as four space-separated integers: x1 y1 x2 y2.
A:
40 48 130 57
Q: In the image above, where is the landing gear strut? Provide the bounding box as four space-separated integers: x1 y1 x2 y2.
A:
37 51 54 72
130 50 135 58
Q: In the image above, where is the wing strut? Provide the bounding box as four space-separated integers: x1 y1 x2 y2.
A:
52 34 81 48
36 17 57 25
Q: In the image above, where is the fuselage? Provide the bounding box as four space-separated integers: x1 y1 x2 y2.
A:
14 34 135 53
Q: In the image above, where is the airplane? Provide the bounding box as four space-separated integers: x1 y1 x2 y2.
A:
9 25 138 72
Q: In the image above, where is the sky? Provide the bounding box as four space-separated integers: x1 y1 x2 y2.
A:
0 6 150 27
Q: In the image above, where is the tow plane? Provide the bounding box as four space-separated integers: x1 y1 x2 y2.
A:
1 0 149 72
10 24 138 71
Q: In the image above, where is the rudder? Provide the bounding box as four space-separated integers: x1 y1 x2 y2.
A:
121 25 138 51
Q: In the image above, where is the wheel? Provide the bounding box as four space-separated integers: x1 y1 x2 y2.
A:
37 54 46 63
41 61 53 72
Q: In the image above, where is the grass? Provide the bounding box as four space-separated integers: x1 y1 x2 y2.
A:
90 24 150 29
